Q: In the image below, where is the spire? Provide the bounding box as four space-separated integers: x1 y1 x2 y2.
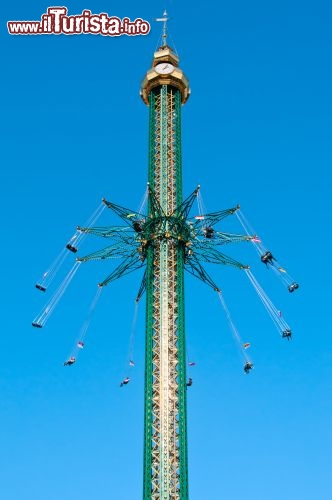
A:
155 10 169 47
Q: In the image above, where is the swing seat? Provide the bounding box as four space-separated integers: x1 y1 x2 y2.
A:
288 283 299 293
66 244 78 253
35 284 46 292
133 221 143 232
203 227 214 238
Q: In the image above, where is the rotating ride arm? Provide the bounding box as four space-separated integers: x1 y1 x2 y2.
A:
189 205 240 228
147 184 166 217
77 242 134 262
174 185 200 219
191 246 248 269
102 198 145 227
194 231 253 246
98 251 146 287
185 255 220 291
77 225 133 239
135 268 147 302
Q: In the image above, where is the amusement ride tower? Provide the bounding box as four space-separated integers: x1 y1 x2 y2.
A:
140 22 190 500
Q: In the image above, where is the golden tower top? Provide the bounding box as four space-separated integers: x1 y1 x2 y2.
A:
140 12 190 105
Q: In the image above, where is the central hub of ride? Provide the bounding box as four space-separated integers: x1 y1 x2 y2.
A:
135 215 193 263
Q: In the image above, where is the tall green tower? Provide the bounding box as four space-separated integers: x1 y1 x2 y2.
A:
140 29 191 500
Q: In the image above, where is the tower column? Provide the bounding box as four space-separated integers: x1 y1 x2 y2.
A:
141 50 190 499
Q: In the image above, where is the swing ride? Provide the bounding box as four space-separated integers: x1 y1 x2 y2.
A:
32 12 299 500
32 188 298 372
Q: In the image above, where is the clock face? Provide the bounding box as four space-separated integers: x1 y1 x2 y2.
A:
155 63 175 75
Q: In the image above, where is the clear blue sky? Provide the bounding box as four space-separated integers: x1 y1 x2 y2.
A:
1 1 331 499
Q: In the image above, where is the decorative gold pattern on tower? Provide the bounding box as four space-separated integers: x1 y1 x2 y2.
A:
142 40 190 499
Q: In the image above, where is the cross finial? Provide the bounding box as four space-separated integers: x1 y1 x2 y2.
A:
155 10 169 46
